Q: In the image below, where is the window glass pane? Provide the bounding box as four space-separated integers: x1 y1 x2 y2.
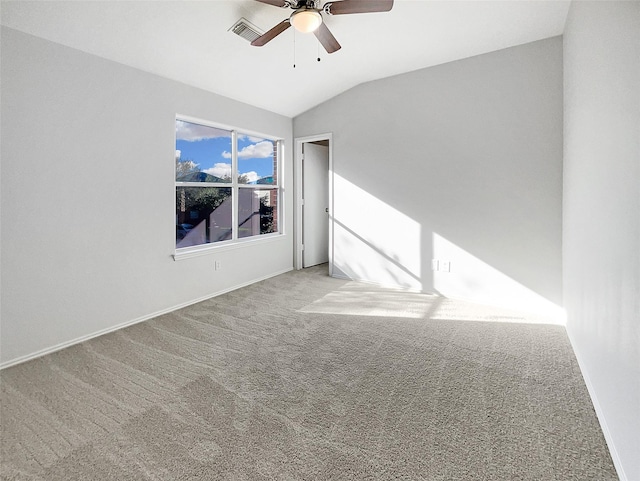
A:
237 135 276 185
238 188 278 238
176 120 232 183
176 187 232 248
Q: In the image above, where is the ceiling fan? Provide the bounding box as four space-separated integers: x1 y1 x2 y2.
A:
251 0 394 54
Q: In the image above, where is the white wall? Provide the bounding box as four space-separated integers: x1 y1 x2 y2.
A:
563 2 640 479
0 27 293 366
294 37 564 318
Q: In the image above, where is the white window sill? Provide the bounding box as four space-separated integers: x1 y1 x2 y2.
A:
173 233 286 261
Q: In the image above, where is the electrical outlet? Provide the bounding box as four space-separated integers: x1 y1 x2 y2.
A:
440 261 450 272
432 259 439 271
214 261 221 271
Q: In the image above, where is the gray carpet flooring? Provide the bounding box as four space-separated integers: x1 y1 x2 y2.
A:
1 265 617 480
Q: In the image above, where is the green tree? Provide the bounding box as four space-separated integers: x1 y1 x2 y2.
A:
260 197 275 234
177 187 231 218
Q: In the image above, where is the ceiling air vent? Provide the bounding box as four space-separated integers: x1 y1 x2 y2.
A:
230 18 263 43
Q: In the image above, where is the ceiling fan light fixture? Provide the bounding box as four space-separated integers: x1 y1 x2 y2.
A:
290 9 322 33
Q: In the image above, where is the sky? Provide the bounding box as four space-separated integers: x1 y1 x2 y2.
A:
176 120 274 183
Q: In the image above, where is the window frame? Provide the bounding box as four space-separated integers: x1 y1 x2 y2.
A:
174 115 283 260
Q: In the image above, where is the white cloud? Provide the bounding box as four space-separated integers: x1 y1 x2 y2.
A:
179 159 199 170
220 141 274 160
176 120 230 141
222 140 273 159
203 163 232 179
239 141 274 159
240 171 260 183
175 149 181 160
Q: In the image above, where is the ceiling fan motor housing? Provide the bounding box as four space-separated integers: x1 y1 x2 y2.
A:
252 0 394 53
298 0 318 9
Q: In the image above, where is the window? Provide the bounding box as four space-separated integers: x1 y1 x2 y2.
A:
175 118 281 251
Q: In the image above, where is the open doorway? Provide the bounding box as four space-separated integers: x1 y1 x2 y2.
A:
294 134 333 274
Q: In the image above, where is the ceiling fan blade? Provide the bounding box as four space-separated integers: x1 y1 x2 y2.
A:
314 22 341 54
325 0 394 15
253 0 290 7
251 20 292 46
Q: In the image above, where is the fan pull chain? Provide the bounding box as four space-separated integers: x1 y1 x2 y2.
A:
317 39 321 62
293 28 296 68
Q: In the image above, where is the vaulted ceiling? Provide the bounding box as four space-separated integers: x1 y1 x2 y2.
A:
1 0 571 117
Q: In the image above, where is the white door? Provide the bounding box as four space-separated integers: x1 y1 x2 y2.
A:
302 143 329 267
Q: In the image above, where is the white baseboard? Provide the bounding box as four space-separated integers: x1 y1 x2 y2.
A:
566 328 626 481
0 267 293 370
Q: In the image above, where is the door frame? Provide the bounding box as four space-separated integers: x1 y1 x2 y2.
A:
294 133 333 274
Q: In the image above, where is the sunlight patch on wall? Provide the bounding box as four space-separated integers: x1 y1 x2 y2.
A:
333 174 421 290
432 232 565 324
